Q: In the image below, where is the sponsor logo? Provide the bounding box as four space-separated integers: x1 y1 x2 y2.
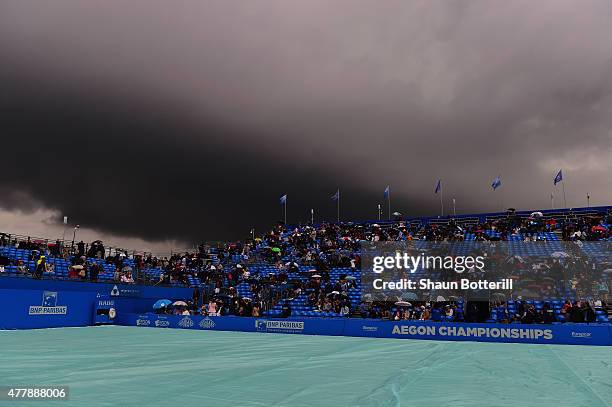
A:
136 318 151 326
255 319 268 332
178 316 194 328
28 291 68 315
362 325 378 332
391 325 553 340
255 319 304 333
110 285 140 297
199 317 215 329
155 318 170 327
571 331 592 338
98 300 115 307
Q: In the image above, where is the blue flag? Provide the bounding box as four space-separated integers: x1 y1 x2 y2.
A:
554 169 563 185
384 185 390 199
491 176 502 190
434 179 441 194
279 194 287 204
331 189 340 201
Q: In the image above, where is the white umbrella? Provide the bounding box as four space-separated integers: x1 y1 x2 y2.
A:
311 274 322 278
401 292 418 300
551 251 570 258
395 301 412 307
345 276 357 280
172 301 188 307
530 211 543 217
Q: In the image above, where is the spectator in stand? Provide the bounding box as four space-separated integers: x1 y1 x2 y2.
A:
542 303 556 324
89 262 100 282
33 255 47 279
207 300 217 316
77 241 85 257
521 304 538 324
16 260 28 274
121 272 134 284
584 302 596 322
281 300 291 318
569 301 585 323
192 287 200 311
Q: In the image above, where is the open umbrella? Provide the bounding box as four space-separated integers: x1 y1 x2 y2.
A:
172 301 188 307
551 251 570 258
530 212 543 217
401 292 418 300
345 276 357 280
153 299 172 310
311 274 322 278
395 301 412 307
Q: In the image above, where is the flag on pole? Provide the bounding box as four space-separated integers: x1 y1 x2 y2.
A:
554 169 563 185
279 194 287 204
434 179 441 194
384 185 390 199
331 189 340 201
491 176 502 190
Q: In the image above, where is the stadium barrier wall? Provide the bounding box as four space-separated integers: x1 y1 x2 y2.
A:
115 313 612 346
0 277 192 329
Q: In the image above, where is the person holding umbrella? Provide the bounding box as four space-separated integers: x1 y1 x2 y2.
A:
152 299 172 314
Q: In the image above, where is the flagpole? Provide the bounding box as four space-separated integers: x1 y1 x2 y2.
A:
377 204 381 221
452 198 456 217
337 193 340 223
311 208 314 224
551 193 554 210
587 193 590 208
440 186 444 217
284 200 287 225
387 190 391 221
562 179 567 209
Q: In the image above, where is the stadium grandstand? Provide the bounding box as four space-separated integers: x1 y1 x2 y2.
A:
2 205 610 325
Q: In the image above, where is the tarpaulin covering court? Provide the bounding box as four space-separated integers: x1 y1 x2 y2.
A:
1 326 611 407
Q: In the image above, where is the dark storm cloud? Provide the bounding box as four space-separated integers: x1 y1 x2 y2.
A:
1 82 394 243
1 0 611 244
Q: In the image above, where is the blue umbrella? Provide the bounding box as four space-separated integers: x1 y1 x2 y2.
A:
153 299 172 310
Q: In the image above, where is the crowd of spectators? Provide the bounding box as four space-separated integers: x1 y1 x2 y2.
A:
0 207 610 323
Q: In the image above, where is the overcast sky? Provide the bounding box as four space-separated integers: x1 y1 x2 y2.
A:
1 0 611 251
